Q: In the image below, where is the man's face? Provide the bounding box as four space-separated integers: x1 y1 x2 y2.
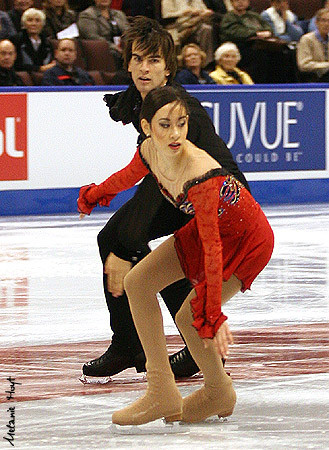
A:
14 0 33 12
55 40 77 68
0 41 17 70
232 0 249 14
317 12 329 37
128 43 170 99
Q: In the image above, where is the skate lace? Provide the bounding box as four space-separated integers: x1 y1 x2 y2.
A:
170 348 187 366
91 346 115 365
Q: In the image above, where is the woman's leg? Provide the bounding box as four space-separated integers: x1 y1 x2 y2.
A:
176 276 241 423
112 236 186 425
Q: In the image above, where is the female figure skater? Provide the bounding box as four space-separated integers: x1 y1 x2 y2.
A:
78 86 274 426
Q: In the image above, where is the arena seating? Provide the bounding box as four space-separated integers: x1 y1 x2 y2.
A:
88 70 104 85
16 71 33 86
79 39 117 72
1 0 325 85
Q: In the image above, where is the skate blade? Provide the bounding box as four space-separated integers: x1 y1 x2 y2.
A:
110 419 189 435
180 416 230 425
79 374 112 385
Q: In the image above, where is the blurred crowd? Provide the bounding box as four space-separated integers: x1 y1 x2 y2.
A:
0 0 328 86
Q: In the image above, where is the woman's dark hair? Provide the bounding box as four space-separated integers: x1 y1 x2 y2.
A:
140 86 189 124
122 16 177 82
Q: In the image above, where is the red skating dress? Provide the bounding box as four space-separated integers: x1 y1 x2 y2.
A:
78 148 274 339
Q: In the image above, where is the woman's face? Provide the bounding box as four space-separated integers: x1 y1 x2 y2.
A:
219 50 239 71
144 102 189 157
25 14 44 35
184 47 202 70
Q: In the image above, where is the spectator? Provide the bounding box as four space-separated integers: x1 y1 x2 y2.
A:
209 41 254 84
8 0 34 34
297 8 329 82
0 11 16 40
0 39 25 86
221 0 298 83
175 43 216 84
42 0 77 39
260 0 304 44
309 0 329 32
221 0 273 44
42 38 94 85
161 0 215 66
77 0 129 70
12 8 55 72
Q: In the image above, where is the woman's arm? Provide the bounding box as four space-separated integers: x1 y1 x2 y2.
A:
77 148 149 214
187 178 227 339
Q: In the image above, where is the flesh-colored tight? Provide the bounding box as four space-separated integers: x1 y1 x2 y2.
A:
112 235 240 424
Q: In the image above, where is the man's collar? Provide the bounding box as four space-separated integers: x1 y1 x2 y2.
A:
57 62 75 72
315 29 329 43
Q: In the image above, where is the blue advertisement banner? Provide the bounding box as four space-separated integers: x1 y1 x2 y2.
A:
190 87 327 175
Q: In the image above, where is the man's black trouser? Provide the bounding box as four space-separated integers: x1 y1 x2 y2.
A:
97 174 193 356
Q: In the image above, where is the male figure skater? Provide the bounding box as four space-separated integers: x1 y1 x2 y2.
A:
82 16 250 379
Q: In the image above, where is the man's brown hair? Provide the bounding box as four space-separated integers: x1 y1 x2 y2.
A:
122 16 177 81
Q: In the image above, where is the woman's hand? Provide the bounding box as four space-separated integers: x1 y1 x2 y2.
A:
204 321 233 359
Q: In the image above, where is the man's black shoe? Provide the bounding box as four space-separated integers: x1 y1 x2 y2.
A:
169 346 200 378
82 346 146 377
169 346 226 378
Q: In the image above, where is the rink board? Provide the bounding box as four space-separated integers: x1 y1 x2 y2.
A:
0 84 328 215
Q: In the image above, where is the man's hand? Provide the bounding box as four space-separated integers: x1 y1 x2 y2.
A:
104 253 132 298
204 321 233 359
256 30 272 39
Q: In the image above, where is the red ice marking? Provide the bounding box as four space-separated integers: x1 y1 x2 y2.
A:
0 323 328 403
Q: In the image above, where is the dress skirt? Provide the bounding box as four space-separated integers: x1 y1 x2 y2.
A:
174 205 274 293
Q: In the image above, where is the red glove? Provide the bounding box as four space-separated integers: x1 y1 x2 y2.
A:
77 183 115 215
77 184 98 215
